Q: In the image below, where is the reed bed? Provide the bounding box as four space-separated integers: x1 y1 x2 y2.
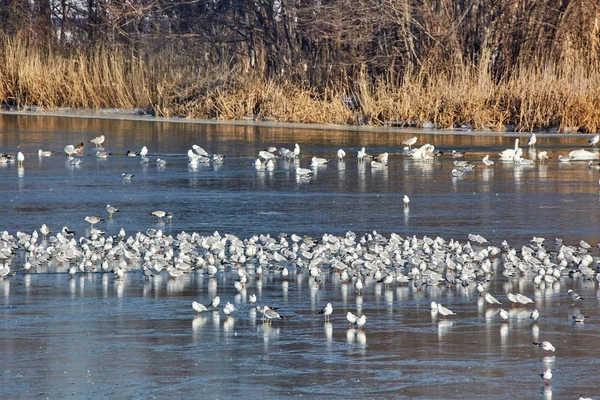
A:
1 37 600 132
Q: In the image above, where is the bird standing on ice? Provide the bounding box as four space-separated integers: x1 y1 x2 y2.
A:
403 195 410 207
528 133 537 148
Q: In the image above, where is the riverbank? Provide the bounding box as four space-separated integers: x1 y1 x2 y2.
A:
0 107 596 139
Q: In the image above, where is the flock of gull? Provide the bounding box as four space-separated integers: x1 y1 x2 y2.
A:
1 132 600 398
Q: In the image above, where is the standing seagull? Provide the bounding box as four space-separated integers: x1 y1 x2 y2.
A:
89 135 105 148
528 133 537 148
140 146 148 158
337 149 346 160
17 151 24 166
484 292 502 305
403 195 410 207
402 136 418 149
84 216 102 228
106 204 119 218
482 155 494 167
346 311 358 327
318 303 333 321
588 134 599 148
541 369 552 386
537 151 550 163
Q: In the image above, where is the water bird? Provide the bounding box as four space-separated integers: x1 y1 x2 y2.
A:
402 136 418 149
558 155 571 162
452 150 465 158
122 173 134 180
499 139 520 160
76 143 85 153
156 158 168 167
484 292 502 305
572 313 588 323
516 293 534 305
140 146 148 157
318 303 333 321
355 279 363 295
355 314 367 330
296 167 312 177
151 210 167 221
337 149 346 160
588 134 599 147
569 149 596 160
249 294 257 304
64 144 77 157
541 369 552 385
451 169 465 177
482 155 494 166
567 289 584 302
89 135 105 148
96 151 110 158
17 152 24 166
528 133 537 148
126 150 137 157
357 147 372 161
499 309 509 320
106 204 119 218
346 311 358 326
533 341 555 352
588 161 600 169
84 216 102 228
210 296 221 308
40 224 51 240
403 195 410 207
310 157 328 167
192 301 209 313
530 309 540 321
537 151 550 163
259 150 276 160
38 149 53 157
437 303 456 318
193 145 209 156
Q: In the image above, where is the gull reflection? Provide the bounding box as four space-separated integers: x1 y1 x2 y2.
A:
438 319 454 338
543 386 552 400
324 322 333 344
346 328 356 344
531 324 540 341
192 315 208 334
500 324 509 348
356 295 363 313
356 330 367 346
223 316 235 333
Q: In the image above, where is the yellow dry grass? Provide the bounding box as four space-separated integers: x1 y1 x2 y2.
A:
2 36 600 132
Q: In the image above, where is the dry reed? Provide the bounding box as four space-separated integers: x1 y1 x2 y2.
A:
1 36 600 132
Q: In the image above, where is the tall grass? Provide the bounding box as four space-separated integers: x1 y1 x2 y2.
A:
1 36 600 132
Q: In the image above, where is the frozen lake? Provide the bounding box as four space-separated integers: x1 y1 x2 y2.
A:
0 113 599 399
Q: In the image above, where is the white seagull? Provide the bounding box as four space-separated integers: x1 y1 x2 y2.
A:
485 292 502 305
533 341 555 352
89 135 105 148
541 369 552 385
528 133 537 148
318 303 333 321
588 134 599 147
402 136 418 149
403 195 410 207
482 155 494 167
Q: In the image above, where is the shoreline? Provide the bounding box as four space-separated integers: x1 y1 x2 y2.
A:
0 109 596 139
